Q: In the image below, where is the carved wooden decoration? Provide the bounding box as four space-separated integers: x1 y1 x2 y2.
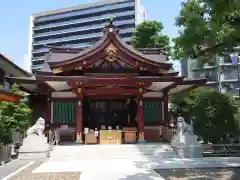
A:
52 67 63 74
105 43 117 54
105 43 117 62
158 68 169 74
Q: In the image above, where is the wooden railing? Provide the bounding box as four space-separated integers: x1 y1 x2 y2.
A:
203 144 240 157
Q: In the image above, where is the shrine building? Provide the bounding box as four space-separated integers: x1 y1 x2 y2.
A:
5 21 206 144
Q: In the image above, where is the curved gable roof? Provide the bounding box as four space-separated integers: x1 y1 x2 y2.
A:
48 24 172 71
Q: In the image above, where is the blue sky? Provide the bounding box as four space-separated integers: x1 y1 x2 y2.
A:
0 0 182 70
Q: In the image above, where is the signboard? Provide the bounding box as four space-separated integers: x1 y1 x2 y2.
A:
61 125 68 130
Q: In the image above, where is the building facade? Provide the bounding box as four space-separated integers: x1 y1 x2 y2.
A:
183 55 240 97
0 53 31 89
0 53 31 102
29 0 146 73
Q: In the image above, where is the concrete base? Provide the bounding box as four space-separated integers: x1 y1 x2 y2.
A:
138 132 146 144
171 133 203 158
18 135 49 160
75 133 83 144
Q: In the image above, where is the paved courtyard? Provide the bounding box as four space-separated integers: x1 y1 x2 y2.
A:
2 144 240 180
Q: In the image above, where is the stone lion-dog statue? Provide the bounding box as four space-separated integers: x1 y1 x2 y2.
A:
26 117 45 136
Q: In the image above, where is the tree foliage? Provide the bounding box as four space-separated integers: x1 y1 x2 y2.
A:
0 84 32 145
173 0 240 61
170 88 240 143
131 20 171 56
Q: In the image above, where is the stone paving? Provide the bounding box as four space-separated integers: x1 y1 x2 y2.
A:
155 168 240 180
2 144 240 180
0 159 32 179
6 161 81 180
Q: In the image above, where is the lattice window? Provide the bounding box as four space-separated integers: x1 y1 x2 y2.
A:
53 101 77 124
143 100 162 123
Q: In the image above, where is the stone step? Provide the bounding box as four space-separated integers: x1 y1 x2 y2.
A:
49 144 177 160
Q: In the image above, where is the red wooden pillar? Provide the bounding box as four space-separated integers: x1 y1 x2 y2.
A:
137 88 145 142
45 93 51 123
163 90 169 124
75 87 83 144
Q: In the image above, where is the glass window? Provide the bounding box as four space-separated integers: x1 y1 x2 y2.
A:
35 1 135 23
0 68 5 86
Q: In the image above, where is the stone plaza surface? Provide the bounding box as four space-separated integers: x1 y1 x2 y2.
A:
0 160 32 179
3 144 240 180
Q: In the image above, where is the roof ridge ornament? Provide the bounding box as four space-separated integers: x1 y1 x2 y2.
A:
103 16 119 34
108 16 114 25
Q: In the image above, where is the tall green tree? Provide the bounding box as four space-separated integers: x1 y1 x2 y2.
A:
131 21 171 55
170 88 240 143
0 84 32 145
173 0 240 61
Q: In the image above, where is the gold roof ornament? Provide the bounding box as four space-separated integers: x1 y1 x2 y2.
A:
105 43 117 54
105 43 117 62
158 68 169 74
52 67 63 74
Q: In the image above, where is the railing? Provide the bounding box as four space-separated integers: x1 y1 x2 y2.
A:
203 144 240 157
46 131 56 158
0 144 11 165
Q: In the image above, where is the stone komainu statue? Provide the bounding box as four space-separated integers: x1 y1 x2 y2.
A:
177 116 194 135
26 117 45 136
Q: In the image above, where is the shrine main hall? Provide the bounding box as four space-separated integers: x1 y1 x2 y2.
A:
6 22 205 144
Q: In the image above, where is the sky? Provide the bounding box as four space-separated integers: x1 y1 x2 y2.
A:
0 0 182 71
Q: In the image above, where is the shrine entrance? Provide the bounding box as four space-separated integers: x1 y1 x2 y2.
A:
83 98 138 130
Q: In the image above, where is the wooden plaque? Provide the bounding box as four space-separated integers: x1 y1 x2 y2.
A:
99 130 122 144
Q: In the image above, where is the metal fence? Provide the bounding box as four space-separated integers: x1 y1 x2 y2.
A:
203 144 240 157
0 131 23 165
0 144 11 165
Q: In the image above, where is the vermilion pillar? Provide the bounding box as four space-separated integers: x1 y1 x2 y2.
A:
163 90 169 123
137 88 145 142
45 93 51 123
75 87 83 144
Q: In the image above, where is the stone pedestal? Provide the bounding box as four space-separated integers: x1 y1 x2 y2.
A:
171 133 203 158
138 132 146 143
75 133 83 144
18 135 49 160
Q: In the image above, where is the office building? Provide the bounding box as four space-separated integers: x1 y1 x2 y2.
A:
29 0 146 73
182 54 240 97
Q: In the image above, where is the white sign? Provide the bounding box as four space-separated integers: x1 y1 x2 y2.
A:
61 125 68 130
84 128 89 134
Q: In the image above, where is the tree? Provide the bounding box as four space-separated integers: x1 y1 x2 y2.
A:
0 84 32 145
170 88 239 143
131 21 171 56
173 0 240 62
